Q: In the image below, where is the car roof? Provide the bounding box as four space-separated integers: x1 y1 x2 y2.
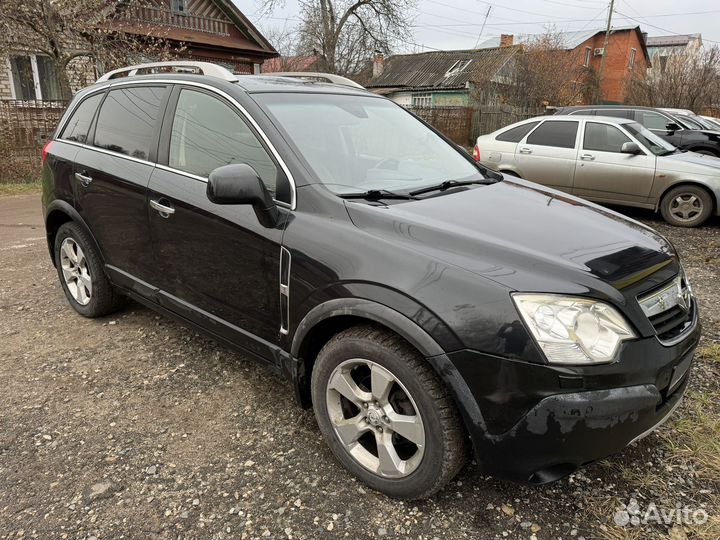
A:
78 72 374 97
558 104 659 112
525 114 635 124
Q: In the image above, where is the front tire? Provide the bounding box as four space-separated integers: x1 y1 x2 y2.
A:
660 185 713 227
54 222 125 317
311 325 468 499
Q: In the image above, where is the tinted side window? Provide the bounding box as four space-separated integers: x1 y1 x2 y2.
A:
93 86 165 160
169 89 278 195
60 93 103 143
526 121 578 149
583 122 631 153
636 111 669 131
596 109 632 119
496 122 540 142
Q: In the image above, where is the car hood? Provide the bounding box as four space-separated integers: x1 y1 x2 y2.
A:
345 179 676 294
660 150 720 174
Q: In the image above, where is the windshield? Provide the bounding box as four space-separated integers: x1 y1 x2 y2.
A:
678 115 704 130
255 93 482 194
624 122 677 155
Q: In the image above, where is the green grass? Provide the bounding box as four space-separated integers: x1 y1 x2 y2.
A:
0 181 42 196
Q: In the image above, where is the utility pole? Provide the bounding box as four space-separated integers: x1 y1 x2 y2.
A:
473 6 492 49
597 0 615 103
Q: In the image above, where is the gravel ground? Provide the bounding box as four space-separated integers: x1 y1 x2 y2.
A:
1 193 718 540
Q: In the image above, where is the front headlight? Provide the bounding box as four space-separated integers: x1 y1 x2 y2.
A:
512 294 636 365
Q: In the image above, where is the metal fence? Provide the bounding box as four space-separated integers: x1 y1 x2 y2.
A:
407 105 547 146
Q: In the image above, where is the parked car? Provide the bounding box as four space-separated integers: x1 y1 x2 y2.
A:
43 62 699 499
474 115 720 227
700 115 720 131
555 105 720 157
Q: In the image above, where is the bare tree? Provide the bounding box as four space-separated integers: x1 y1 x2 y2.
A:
507 31 599 108
627 46 720 112
257 0 416 75
0 0 183 100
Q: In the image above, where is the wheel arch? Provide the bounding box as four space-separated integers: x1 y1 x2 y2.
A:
499 168 521 178
288 298 487 443
683 145 720 157
656 181 718 215
45 200 104 266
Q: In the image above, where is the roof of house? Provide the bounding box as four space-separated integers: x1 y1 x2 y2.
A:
365 46 520 90
477 26 650 62
645 34 702 47
477 26 639 50
107 0 277 58
263 56 320 73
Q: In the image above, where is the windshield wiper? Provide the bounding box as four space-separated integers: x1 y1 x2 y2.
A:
339 189 418 201
409 178 496 197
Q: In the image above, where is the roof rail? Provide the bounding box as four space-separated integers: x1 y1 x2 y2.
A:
97 61 237 83
268 72 364 89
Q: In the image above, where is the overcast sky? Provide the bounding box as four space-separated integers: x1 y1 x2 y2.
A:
237 0 720 53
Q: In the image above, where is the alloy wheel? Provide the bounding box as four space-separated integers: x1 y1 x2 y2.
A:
325 358 425 478
59 237 92 305
669 194 703 223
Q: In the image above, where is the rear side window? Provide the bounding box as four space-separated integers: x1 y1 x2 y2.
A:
635 111 669 131
583 122 632 153
93 86 165 160
496 122 540 142
60 93 103 143
526 121 578 149
596 109 632 119
168 89 278 195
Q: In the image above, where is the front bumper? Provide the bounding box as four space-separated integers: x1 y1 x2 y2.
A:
447 318 700 483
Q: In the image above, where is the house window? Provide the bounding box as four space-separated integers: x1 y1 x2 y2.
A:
629 48 637 69
444 59 472 78
412 92 432 108
171 0 187 13
9 54 62 101
584 47 592 67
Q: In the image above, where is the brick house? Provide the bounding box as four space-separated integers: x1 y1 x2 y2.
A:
646 34 703 75
478 26 651 104
1 0 277 101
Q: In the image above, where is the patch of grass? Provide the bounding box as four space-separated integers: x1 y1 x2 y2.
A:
662 390 720 478
697 342 720 364
0 181 42 196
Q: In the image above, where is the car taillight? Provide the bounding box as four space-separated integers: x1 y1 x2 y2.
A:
41 140 53 166
472 144 481 161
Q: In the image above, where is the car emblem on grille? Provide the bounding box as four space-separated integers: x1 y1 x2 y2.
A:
637 275 691 318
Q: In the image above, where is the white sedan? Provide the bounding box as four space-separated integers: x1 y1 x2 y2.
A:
473 115 720 227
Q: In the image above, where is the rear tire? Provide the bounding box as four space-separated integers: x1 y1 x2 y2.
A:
693 149 717 157
311 325 469 499
660 185 713 227
54 222 125 317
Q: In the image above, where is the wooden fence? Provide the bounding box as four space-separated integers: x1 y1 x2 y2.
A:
0 100 68 161
0 100 68 182
407 105 547 146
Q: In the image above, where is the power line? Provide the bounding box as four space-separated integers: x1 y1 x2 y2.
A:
615 9 720 44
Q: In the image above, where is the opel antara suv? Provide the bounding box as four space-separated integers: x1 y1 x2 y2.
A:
42 62 700 499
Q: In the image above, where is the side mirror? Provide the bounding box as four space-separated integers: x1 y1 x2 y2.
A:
666 122 681 133
621 142 642 155
207 164 279 228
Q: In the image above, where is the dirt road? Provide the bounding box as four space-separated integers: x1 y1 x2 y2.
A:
1 193 718 539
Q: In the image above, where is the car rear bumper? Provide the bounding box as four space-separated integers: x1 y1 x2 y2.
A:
446 320 700 483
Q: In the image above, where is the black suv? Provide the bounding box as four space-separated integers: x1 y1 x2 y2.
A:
555 105 720 157
42 62 700 499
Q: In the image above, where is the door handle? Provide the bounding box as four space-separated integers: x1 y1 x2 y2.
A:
149 198 176 218
74 172 93 186
519 147 533 154
580 153 596 161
